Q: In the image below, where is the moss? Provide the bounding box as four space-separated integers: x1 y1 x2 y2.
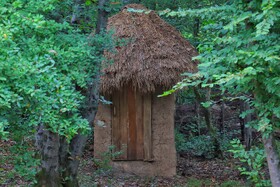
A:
186 177 213 187
185 178 244 187
220 180 243 187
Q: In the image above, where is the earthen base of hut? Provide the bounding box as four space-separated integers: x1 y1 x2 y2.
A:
111 160 176 177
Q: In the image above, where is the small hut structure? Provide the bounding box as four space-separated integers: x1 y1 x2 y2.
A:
94 4 198 177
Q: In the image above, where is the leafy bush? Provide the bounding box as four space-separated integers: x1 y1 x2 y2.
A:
185 135 216 158
217 132 234 155
0 138 39 185
10 144 39 183
229 139 271 187
175 129 188 153
175 127 233 158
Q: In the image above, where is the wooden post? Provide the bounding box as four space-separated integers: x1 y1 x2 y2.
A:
143 94 152 161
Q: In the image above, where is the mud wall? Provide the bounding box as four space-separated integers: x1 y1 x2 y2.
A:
94 91 176 177
94 102 112 158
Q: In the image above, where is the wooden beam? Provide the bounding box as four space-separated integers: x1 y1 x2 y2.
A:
143 94 152 161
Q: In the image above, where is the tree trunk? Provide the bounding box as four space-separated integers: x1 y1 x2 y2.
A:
244 103 252 150
195 100 201 136
35 126 61 187
62 0 110 185
36 0 110 186
219 95 225 133
193 0 200 47
240 100 252 150
61 78 100 186
193 87 222 157
263 135 280 187
71 0 84 24
63 134 88 187
96 0 110 34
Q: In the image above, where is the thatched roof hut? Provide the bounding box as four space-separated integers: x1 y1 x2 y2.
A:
100 4 198 94
94 4 198 177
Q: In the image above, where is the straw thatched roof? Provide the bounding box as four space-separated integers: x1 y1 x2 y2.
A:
100 4 198 94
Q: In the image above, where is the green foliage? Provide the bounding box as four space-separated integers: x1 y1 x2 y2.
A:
185 135 216 158
186 177 213 187
161 0 279 184
229 139 271 186
0 0 114 140
174 128 188 153
162 0 280 138
175 122 233 157
0 0 115 182
125 0 226 47
0 138 39 185
10 143 39 183
175 89 196 105
219 180 243 187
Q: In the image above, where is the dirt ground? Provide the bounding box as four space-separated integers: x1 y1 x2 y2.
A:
0 138 246 187
78 148 245 187
0 138 247 187
80 158 246 187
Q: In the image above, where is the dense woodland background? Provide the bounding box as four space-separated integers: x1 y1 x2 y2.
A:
0 0 279 186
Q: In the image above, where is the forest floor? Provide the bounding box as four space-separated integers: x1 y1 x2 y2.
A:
78 149 246 187
0 138 247 187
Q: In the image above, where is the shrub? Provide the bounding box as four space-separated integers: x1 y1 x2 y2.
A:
185 135 216 158
229 139 271 187
175 129 188 153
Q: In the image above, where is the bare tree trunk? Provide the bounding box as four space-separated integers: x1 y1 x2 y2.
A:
244 103 252 150
193 87 222 157
35 126 61 187
71 0 84 24
220 95 225 133
195 100 201 135
240 101 252 150
63 134 87 187
194 88 215 136
263 135 280 187
96 0 110 34
193 0 200 47
240 101 245 144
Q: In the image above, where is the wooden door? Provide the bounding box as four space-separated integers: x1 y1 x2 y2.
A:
112 85 152 161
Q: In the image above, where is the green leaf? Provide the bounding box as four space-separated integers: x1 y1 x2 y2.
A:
201 101 212 108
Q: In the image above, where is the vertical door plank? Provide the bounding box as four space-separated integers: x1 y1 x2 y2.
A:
127 85 137 160
143 94 152 161
136 91 144 160
119 88 128 160
112 91 121 160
